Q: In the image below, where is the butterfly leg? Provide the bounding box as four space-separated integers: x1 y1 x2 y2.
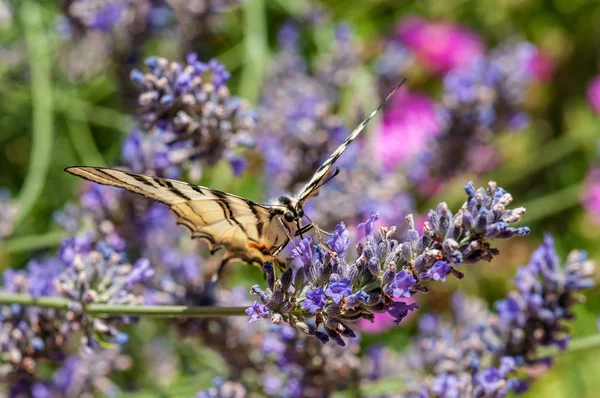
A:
301 213 333 248
295 223 314 236
277 218 301 253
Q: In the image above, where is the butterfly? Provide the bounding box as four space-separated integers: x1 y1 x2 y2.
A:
66 81 404 280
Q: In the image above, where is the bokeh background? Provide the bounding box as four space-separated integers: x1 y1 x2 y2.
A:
1 0 600 396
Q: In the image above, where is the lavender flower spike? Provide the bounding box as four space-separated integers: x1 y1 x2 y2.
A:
247 181 529 345
131 54 255 175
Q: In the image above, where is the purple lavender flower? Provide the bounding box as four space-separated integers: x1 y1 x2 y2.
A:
248 182 528 345
1 258 68 377
387 270 417 298
378 235 595 397
246 301 271 323
291 236 314 268
88 2 124 31
474 357 519 397
387 301 419 325
425 260 451 282
327 222 351 255
325 278 352 304
121 128 181 178
131 54 255 176
54 233 153 349
53 349 131 396
302 287 326 313
496 234 595 363
64 1 125 32
410 42 542 186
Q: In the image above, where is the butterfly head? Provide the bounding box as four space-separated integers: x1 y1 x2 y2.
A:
277 195 304 224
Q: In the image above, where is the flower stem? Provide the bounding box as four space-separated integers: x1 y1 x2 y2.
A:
238 0 268 103
15 1 54 224
0 230 67 257
54 91 133 133
65 90 106 166
536 333 600 359
0 292 249 318
519 182 582 223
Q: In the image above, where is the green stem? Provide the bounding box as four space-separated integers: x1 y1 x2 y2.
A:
0 230 67 255
519 182 582 223
15 1 54 224
217 42 244 72
486 134 587 188
55 92 133 133
65 90 106 166
238 0 268 103
536 333 600 359
0 292 249 318
0 87 132 133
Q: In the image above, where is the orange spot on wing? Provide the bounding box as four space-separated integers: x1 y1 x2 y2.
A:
249 242 268 250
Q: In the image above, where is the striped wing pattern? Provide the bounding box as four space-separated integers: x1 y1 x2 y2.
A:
297 80 406 204
64 167 289 268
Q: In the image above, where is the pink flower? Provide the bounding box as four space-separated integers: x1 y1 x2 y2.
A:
356 298 417 334
395 16 484 74
587 76 600 115
582 168 600 224
374 88 439 170
526 49 554 82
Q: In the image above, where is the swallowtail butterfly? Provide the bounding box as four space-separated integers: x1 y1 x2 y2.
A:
66 81 404 279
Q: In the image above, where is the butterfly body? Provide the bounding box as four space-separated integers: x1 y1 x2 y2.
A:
65 80 404 279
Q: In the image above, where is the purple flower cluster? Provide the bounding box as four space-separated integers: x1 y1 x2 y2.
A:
55 233 154 348
367 235 595 397
62 0 127 33
409 42 542 184
496 233 595 365
130 54 255 176
0 233 151 379
1 259 68 377
246 181 529 345
9 348 131 397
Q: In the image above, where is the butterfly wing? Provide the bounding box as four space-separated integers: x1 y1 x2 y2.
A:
65 167 290 268
296 80 406 204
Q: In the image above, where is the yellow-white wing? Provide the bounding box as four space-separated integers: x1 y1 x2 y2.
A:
65 166 290 268
297 80 405 204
